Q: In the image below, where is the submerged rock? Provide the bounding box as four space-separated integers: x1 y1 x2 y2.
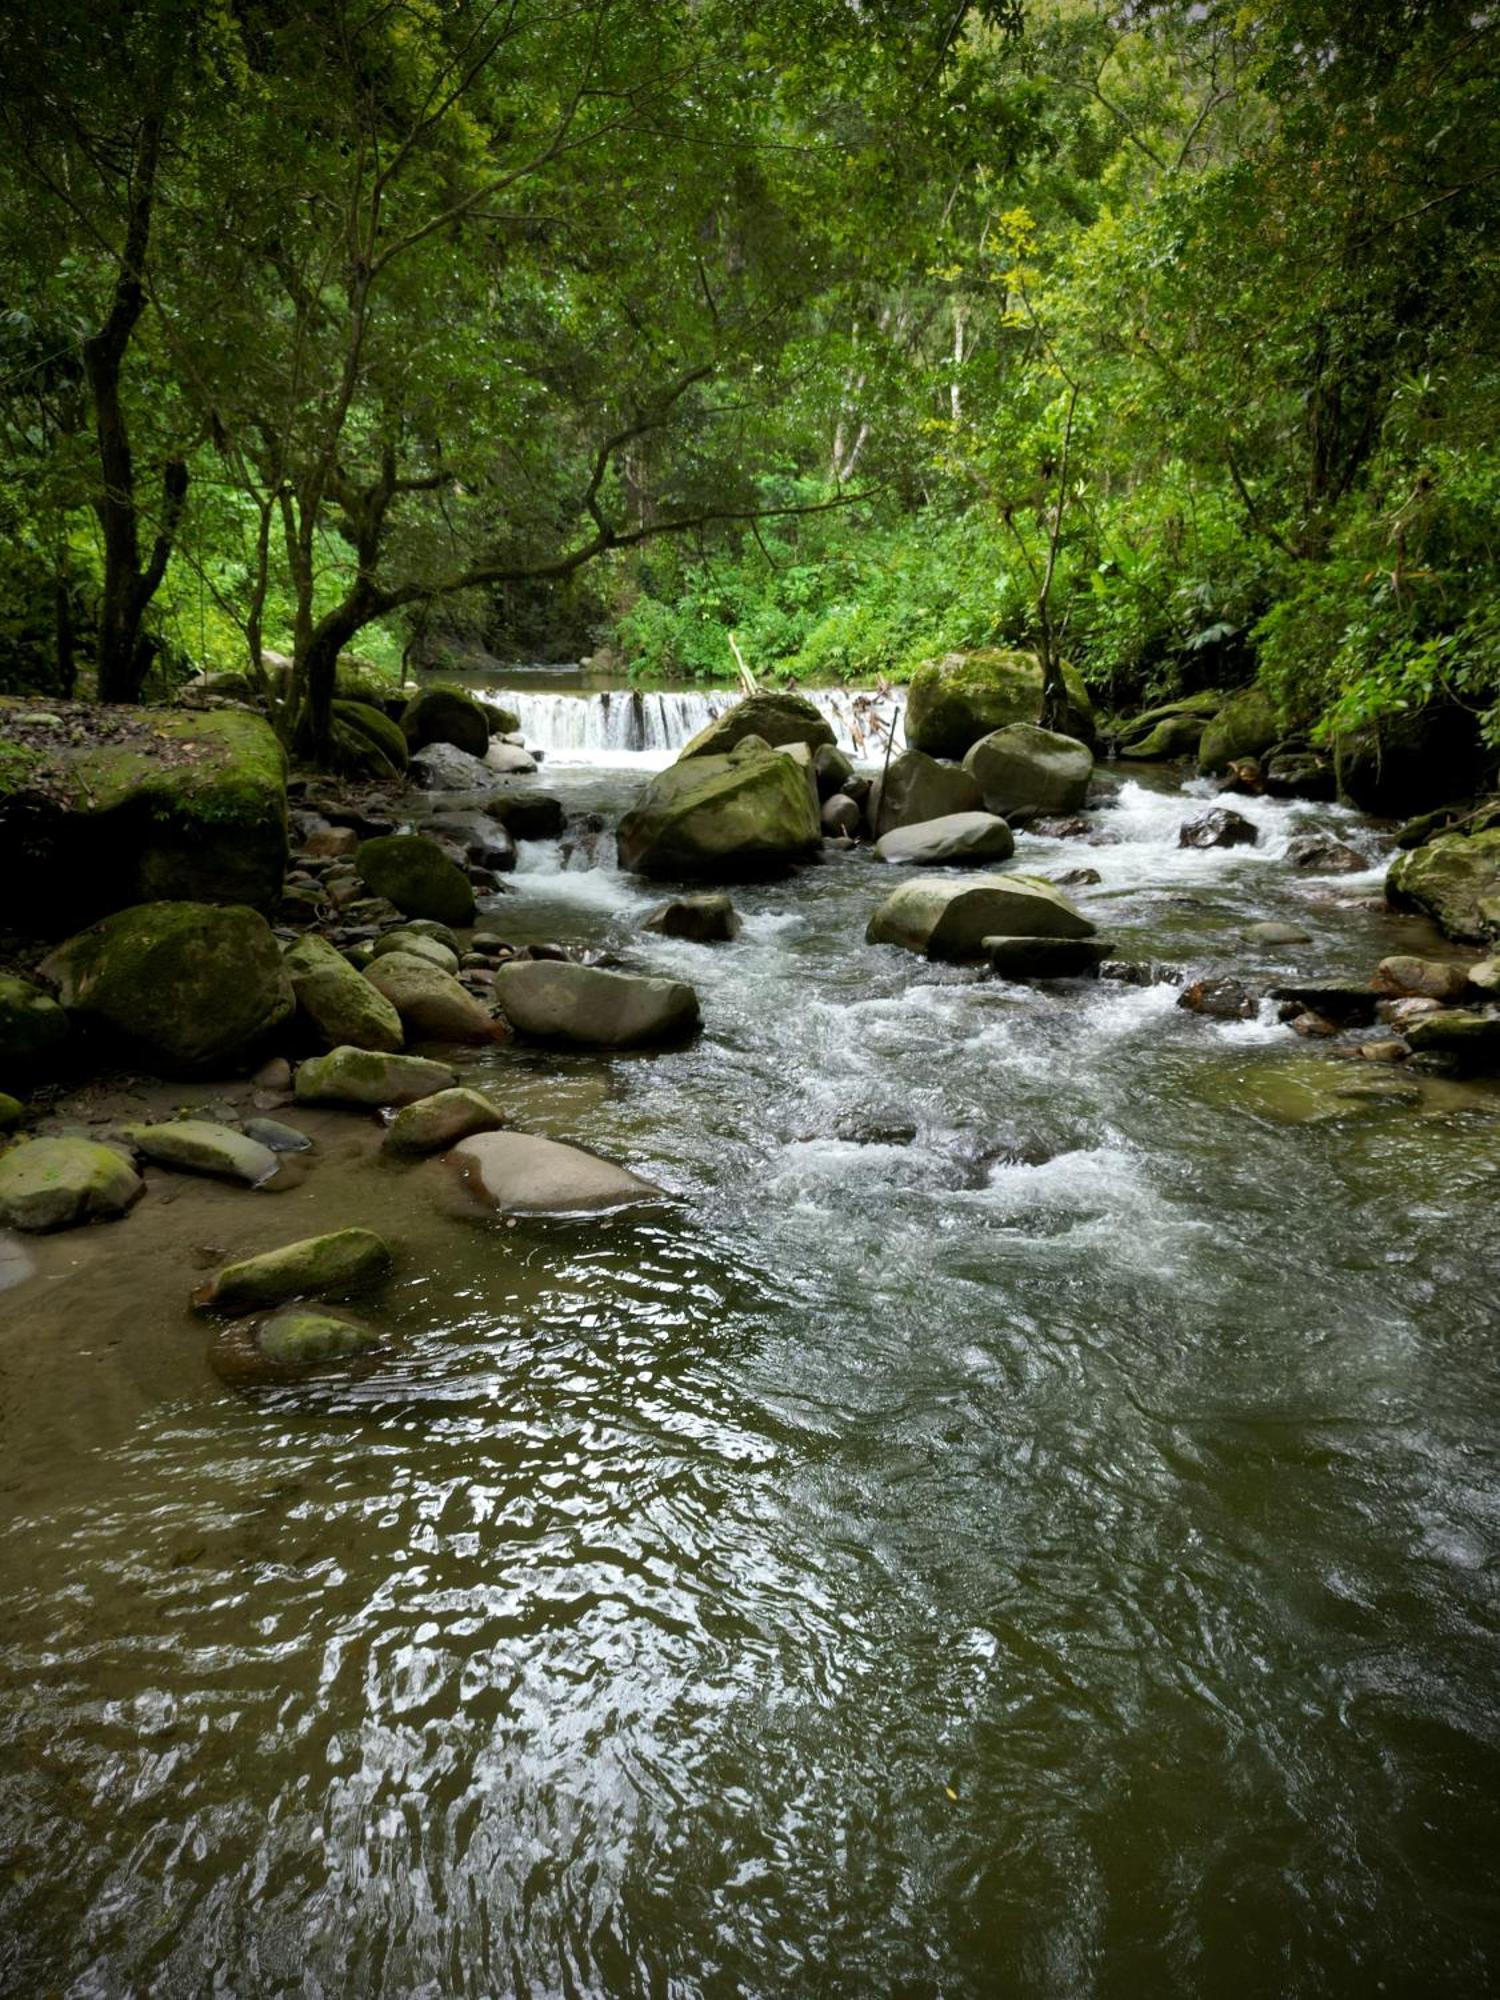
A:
285 933 404 1053
869 750 982 838
363 952 498 1043
0 1135 144 1232
904 650 1094 758
1177 977 1259 1021
210 1307 385 1387
1386 830 1500 942
125 1119 280 1185
294 1045 458 1107
1199 1055 1422 1125
195 1227 393 1313
962 723 1092 819
617 745 821 879
41 902 294 1074
355 833 475 927
1243 920 1311 945
677 691 835 761
867 872 1094 960
1179 807 1259 850
874 811 1015 868
384 1086 506 1156
643 893 742 943
451 1131 664 1213
494 960 701 1048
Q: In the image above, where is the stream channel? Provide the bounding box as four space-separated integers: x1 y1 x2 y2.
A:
2 668 1499 1996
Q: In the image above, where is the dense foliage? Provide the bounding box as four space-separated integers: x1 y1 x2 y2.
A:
1 0 1496 751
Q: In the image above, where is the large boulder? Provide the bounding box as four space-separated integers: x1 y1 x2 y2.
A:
904 650 1094 759
869 750 982 838
401 684 491 759
285 933 404 1052
294 1045 457 1107
1386 829 1500 941
362 952 498 1043
408 743 499 791
451 1131 664 1214
677 691 835 761
494 960 701 1048
40 902 294 1073
962 723 1092 819
329 699 409 781
1196 686 1279 773
0 1135 144 1232
0 975 68 1088
867 872 1094 960
355 833 476 927
1335 707 1486 818
617 745 821 879
874 811 1015 867
195 1227 393 1314
0 702 287 931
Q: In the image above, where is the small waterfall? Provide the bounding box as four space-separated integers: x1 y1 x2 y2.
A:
487 684 905 760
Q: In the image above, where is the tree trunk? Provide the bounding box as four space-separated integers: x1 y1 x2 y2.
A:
291 598 371 760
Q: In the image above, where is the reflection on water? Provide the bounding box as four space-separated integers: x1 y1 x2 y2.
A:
3 764 1500 1996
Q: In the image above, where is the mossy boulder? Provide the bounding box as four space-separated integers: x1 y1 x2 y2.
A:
285 933 404 1053
362 952 498 1043
1197 686 1279 773
677 692 836 761
194 1227 393 1314
870 750 982 837
355 833 476 926
0 975 68 1088
1386 829 1500 942
294 1045 457 1107
617 745 821 879
124 1119 280 1185
904 650 1095 759
383 1086 506 1156
330 699 409 781
873 811 1015 867
0 1135 144 1232
401 685 491 759
0 702 288 931
1113 692 1223 759
40 902 294 1073
867 872 1094 960
962 723 1092 818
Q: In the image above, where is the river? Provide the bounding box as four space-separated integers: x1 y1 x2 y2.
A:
2 681 1498 1996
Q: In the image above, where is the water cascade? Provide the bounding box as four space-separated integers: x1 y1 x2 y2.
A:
484 683 905 760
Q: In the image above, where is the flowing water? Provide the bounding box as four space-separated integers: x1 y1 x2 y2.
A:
3 700 1500 1997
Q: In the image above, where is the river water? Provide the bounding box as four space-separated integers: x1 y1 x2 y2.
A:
2 689 1499 1996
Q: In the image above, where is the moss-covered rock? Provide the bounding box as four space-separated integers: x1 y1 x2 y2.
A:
0 700 288 931
383 1086 506 1156
330 698 409 780
873 811 1015 867
124 1119 280 1185
210 1306 385 1386
41 902 294 1073
401 685 491 759
1386 829 1500 942
286 933 404 1052
962 723 1092 818
867 872 1094 960
1112 692 1223 759
294 1045 457 1107
904 650 1095 759
617 745 821 879
1404 1009 1500 1065
362 952 498 1043
1197 686 1279 773
355 833 476 927
0 1135 144 1232
677 692 836 761
0 974 68 1088
195 1227 393 1314
370 930 459 973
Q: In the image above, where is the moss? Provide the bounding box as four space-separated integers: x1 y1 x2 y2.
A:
198 1227 393 1314
355 833 475 926
331 699 409 777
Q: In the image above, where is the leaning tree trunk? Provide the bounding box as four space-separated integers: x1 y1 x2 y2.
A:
291 598 371 761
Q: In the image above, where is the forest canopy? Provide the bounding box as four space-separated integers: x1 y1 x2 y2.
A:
1 0 1496 755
